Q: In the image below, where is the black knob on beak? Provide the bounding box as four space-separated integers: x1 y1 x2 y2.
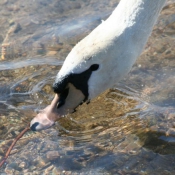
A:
30 122 39 131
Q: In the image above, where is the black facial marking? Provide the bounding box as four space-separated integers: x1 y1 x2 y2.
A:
53 64 99 103
57 88 69 108
53 76 69 94
90 64 99 71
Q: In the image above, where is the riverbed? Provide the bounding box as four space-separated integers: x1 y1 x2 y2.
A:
0 0 175 174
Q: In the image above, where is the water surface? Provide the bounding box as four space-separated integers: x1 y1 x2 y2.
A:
0 0 175 174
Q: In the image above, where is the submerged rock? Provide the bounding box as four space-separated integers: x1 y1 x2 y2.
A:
46 151 60 160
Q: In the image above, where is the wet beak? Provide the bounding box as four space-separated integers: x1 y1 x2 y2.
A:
30 83 85 131
30 94 61 131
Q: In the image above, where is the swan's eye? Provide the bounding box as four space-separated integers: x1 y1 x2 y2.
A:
90 64 99 71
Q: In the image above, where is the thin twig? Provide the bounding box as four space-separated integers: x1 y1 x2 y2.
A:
0 125 30 168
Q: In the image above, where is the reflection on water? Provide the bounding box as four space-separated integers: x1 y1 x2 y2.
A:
0 0 175 174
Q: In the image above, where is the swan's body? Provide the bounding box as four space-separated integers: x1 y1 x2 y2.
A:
30 0 166 131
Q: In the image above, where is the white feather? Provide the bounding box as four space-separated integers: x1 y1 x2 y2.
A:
56 0 166 99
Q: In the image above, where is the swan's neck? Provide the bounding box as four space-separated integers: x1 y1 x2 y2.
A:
108 0 166 55
111 0 166 29
87 0 166 98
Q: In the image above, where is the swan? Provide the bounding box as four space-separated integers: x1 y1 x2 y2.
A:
30 0 166 131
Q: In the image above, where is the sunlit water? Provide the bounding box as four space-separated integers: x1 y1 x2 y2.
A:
0 0 175 174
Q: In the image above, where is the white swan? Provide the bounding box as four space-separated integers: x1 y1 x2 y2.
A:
30 0 166 131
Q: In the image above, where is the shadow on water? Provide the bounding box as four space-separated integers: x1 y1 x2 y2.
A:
0 0 175 174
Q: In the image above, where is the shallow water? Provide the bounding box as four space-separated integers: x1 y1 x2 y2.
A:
0 0 175 174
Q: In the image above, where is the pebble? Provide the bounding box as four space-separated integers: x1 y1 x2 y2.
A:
19 161 28 169
36 156 50 168
46 151 60 160
166 128 175 136
44 165 54 174
64 171 72 175
10 148 18 155
0 115 6 120
8 23 22 34
29 165 37 171
52 167 62 175
5 167 14 174
167 113 175 120
42 84 53 94
47 44 64 51
47 50 57 56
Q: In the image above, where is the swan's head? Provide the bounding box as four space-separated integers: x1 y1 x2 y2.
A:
30 22 129 131
30 39 112 131
30 61 102 131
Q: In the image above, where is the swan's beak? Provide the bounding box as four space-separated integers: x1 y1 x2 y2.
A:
30 112 55 131
30 84 85 131
30 94 61 131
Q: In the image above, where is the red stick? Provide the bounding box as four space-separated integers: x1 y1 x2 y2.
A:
0 126 30 168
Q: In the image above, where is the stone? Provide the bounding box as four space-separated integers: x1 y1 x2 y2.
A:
19 161 28 169
46 151 60 160
47 50 57 56
8 23 22 34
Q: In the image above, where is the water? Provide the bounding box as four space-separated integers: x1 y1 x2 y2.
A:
0 0 175 174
